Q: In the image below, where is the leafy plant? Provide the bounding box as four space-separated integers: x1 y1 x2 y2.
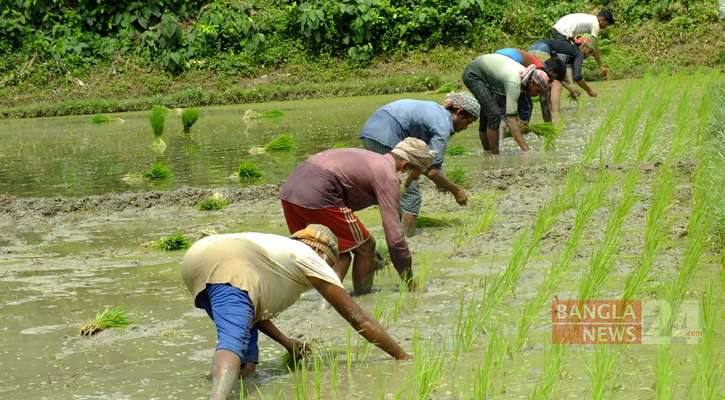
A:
143 161 171 180
237 161 264 180
181 109 199 133
80 306 132 336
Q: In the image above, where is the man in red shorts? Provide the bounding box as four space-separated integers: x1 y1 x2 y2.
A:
279 137 436 295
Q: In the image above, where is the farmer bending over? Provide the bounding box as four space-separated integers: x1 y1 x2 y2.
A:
494 48 568 125
529 35 597 113
181 225 412 400
462 53 551 154
359 92 479 237
279 138 436 295
552 9 614 77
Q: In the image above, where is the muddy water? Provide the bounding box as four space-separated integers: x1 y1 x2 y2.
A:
1 78 721 399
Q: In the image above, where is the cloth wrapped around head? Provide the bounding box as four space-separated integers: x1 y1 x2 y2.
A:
520 65 551 90
575 34 596 51
444 91 480 118
291 224 339 263
391 137 437 171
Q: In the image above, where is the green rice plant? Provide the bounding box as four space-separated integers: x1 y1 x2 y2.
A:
622 164 678 301
409 254 431 305
451 222 468 250
528 340 568 400
672 195 711 301
143 161 171 180
289 354 310 400
389 284 407 323
237 161 264 180
445 145 467 156
324 341 340 391
80 305 132 336
667 71 698 161
378 370 389 400
694 282 725 400
181 108 199 133
149 105 168 150
416 215 456 228
451 292 480 363
528 122 556 139
312 353 323 399
356 293 390 361
198 192 231 211
697 68 721 146
331 142 348 149
472 326 507 398
637 78 677 161
91 114 123 124
583 344 624 400
435 82 456 93
467 194 497 240
411 326 446 400
611 76 654 163
255 386 283 400
582 80 638 164
248 109 285 119
543 118 566 151
345 325 353 373
655 344 678 400
446 163 471 188
147 233 191 251
266 134 294 151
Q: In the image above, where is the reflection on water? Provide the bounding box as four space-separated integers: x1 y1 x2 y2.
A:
0 84 619 198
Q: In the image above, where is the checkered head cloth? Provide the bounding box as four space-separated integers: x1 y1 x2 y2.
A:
520 65 550 90
575 34 596 51
291 224 339 263
444 91 480 118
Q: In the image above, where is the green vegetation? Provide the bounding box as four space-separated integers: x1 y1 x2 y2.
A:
181 109 199 133
143 161 171 180
265 134 294 151
445 145 467 156
435 82 456 94
416 216 456 228
543 118 566 151
446 164 471 188
238 161 264 180
149 105 168 150
331 142 349 149
528 122 556 139
80 306 132 336
91 114 122 124
147 233 191 251
198 193 231 211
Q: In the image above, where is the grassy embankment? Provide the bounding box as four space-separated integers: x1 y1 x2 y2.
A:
2 19 723 119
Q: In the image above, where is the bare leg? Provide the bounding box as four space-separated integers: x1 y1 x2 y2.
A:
402 212 416 237
551 80 562 113
479 130 490 151
498 120 506 141
332 251 352 283
210 349 241 400
487 128 500 154
351 237 376 295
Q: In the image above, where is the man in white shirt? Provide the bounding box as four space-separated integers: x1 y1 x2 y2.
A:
552 10 614 77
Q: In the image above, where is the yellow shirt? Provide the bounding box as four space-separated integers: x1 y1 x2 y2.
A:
181 233 343 324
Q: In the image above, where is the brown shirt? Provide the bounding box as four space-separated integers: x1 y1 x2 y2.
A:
279 148 412 269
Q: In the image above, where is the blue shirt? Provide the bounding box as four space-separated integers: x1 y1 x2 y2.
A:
494 48 524 64
359 100 453 169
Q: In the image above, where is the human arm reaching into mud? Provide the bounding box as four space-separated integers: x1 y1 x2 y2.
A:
424 168 468 205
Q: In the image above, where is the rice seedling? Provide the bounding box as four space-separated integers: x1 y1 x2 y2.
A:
345 325 353 373
416 215 456 228
91 114 123 124
672 196 711 300
445 145 467 156
313 353 323 399
528 122 556 139
247 109 285 119
668 71 699 161
528 340 568 400
145 233 191 251
237 161 264 180
697 68 721 146
289 355 310 400
251 134 295 154
181 108 199 133
198 192 231 211
80 305 132 336
611 75 654 163
446 163 471 188
378 370 389 400
389 283 408 323
451 222 469 250
471 326 507 398
255 387 283 400
435 82 456 94
149 105 168 150
583 344 624 400
694 282 725 400
655 333 678 400
543 118 565 151
356 294 389 361
143 161 171 180
582 80 638 164
467 194 497 240
637 78 677 161
331 142 348 149
324 341 340 391
451 292 480 361
411 326 446 400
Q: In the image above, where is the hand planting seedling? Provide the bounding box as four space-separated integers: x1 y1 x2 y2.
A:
281 341 314 370
249 134 295 155
80 306 132 336
149 105 168 151
91 114 123 124
181 108 199 134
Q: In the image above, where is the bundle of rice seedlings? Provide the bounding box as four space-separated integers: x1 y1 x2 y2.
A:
143 161 171 180
246 109 285 119
543 118 566 151
416 215 456 228
198 192 231 211
181 109 199 133
281 341 313 370
80 306 132 336
146 233 191 251
568 91 580 103
374 242 390 273
150 105 168 149
238 161 264 180
250 134 295 154
91 114 123 124
445 145 467 156
435 82 456 94
331 142 348 149
528 122 556 139
446 164 471 188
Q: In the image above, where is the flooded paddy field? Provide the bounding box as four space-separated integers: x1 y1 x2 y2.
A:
1 76 724 399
